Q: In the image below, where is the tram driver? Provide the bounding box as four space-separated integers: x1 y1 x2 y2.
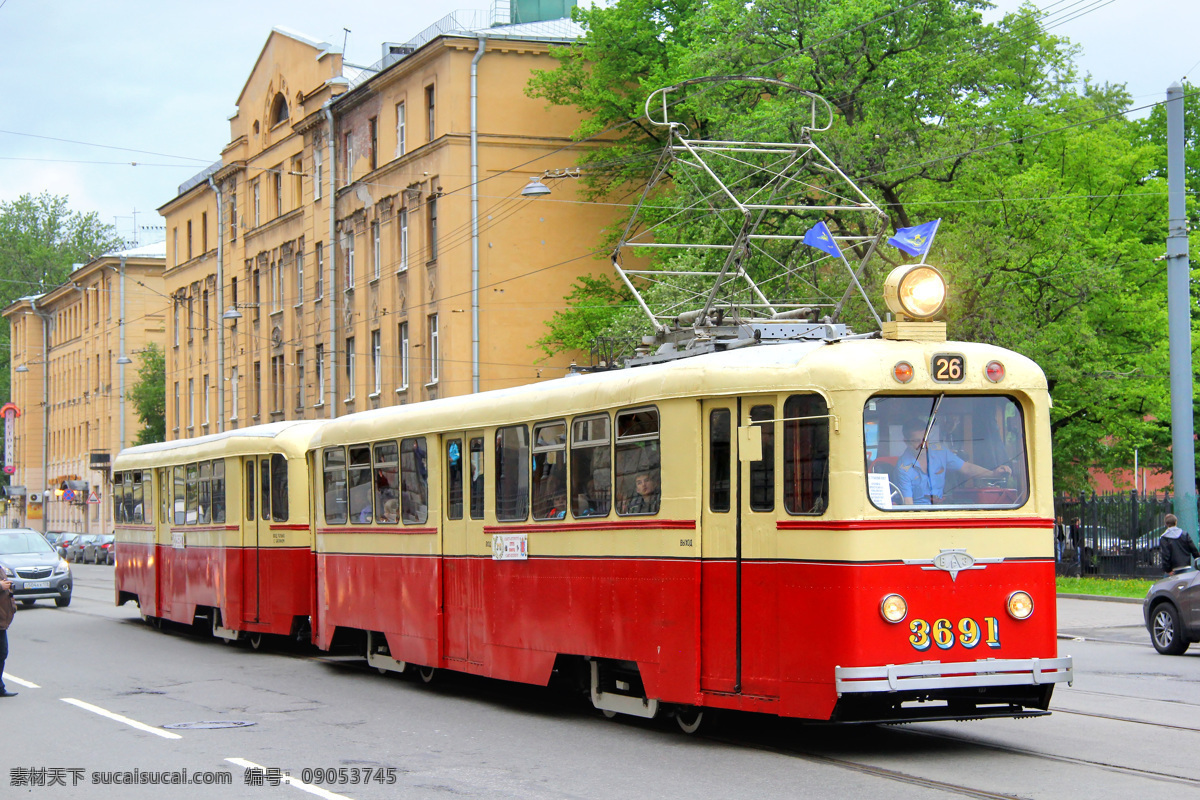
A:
897 422 1011 505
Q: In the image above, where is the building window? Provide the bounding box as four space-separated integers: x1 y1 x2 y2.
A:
315 344 325 406
188 378 194 428
343 131 354 185
372 221 381 280
295 245 305 305
173 382 180 432
201 289 209 337
201 211 208 253
315 244 324 298
253 181 260 227
230 366 239 420
398 209 408 272
187 294 194 342
398 322 409 390
273 164 283 217
345 337 356 400
252 361 262 418
396 101 406 157
252 268 261 321
371 329 382 395
428 314 439 385
187 220 193 261
172 301 180 347
271 354 284 412
291 155 303 209
427 197 438 262
295 350 305 408
344 232 355 289
425 85 435 142
368 117 378 171
230 192 238 241
314 145 323 201
203 374 210 424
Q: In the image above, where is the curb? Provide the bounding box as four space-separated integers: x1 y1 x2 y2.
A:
1057 593 1143 605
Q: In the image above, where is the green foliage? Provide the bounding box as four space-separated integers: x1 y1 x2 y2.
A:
129 343 166 446
1056 576 1153 599
529 0 1186 492
0 193 121 404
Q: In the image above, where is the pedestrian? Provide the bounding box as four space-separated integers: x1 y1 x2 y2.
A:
0 570 16 697
1159 513 1200 574
1055 516 1066 562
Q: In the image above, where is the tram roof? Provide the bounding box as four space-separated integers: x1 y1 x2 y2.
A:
309 337 1046 448
114 419 324 469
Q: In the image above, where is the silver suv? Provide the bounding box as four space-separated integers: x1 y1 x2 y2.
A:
0 528 73 607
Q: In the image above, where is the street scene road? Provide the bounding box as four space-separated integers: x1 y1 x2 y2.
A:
2 565 1196 800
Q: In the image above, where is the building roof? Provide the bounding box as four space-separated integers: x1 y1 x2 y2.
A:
102 241 167 260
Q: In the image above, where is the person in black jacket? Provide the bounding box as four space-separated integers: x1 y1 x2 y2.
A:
1159 514 1200 574
0 572 15 697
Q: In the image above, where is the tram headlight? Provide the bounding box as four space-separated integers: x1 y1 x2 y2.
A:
883 264 947 320
1006 591 1034 620
880 594 908 623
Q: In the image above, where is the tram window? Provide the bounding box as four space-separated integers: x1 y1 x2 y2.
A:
136 471 151 525
446 439 463 521
495 425 529 522
245 461 255 521
186 462 200 524
615 407 660 516
112 472 124 523
571 414 611 517
174 466 186 525
348 445 373 524
374 441 400 524
469 437 485 520
783 395 829 515
271 454 288 522
400 437 429 524
749 405 775 512
212 460 226 523
710 409 731 513
532 421 568 520
260 459 271 521
159 470 169 525
323 447 348 524
864 394 1030 510
198 461 212 524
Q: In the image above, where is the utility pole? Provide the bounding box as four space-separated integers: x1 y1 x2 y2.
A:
1166 82 1197 536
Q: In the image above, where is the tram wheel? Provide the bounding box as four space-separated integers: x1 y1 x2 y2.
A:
418 665 437 683
601 709 618 719
248 632 264 651
1151 603 1189 655
674 705 706 734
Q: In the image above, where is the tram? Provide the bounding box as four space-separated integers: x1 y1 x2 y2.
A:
113 421 321 647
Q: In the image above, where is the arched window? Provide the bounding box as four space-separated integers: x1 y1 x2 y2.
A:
270 93 289 127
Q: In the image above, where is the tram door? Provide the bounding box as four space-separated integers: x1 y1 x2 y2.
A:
442 431 487 664
700 398 779 696
242 457 265 624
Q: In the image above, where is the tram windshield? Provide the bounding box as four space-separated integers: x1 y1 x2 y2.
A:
864 395 1028 511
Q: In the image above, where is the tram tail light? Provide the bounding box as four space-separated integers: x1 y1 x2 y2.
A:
892 361 914 383
985 360 1005 382
1006 591 1034 620
880 594 908 623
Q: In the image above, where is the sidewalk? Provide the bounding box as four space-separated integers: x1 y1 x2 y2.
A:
1056 594 1147 645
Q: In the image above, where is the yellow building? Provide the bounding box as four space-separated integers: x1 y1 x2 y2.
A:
159 13 614 435
3 244 166 533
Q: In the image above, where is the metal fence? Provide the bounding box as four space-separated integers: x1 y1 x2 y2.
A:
1053 491 1177 578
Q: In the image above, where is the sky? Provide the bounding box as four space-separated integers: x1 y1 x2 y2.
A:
1 0 1198 247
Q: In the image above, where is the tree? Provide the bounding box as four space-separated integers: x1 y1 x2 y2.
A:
129 343 166 446
528 0 1180 491
0 193 122 403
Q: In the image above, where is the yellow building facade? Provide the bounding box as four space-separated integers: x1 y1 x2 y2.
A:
3 245 166 533
159 17 613 436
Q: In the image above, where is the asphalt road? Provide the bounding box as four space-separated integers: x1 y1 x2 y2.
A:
2 564 1197 799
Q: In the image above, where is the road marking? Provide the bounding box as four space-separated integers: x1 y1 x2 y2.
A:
2 672 40 688
61 698 183 739
225 758 354 800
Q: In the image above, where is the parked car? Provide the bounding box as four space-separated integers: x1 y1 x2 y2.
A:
43 530 71 548
84 534 115 565
65 534 99 563
54 532 80 559
0 527 73 607
1143 559 1200 654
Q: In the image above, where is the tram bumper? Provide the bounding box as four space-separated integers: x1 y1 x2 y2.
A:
830 656 1073 723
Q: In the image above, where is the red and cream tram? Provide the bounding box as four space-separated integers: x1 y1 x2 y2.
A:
113 421 321 646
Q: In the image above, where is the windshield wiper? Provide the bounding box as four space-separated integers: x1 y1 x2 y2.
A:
915 392 945 463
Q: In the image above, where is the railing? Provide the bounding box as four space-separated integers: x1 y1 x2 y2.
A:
1053 491 1178 578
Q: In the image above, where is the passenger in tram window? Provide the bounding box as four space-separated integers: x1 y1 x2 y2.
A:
534 473 568 520
623 470 661 515
381 497 399 523
897 422 1011 505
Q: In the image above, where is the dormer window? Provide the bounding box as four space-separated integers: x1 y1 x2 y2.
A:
270 93 289 127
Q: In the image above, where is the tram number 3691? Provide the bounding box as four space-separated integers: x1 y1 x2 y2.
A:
909 617 1001 651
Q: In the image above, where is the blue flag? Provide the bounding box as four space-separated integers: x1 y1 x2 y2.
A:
888 219 941 257
803 221 842 258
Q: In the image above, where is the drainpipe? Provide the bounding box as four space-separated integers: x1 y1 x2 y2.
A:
470 34 486 394
207 174 226 432
29 296 51 535
118 256 128 449
324 101 338 418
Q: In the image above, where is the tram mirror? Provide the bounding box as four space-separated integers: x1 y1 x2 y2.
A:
737 425 763 462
